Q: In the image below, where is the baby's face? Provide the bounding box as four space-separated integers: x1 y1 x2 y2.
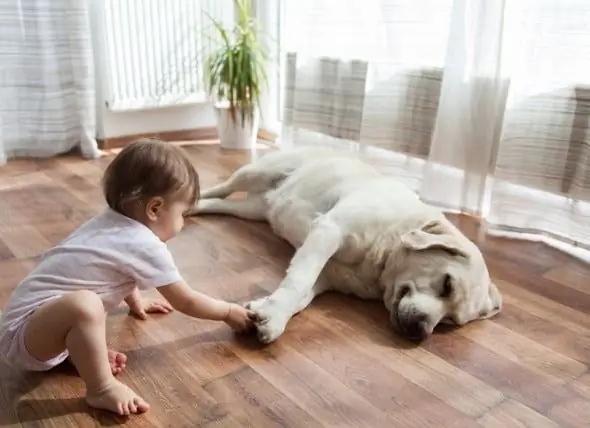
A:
147 197 193 242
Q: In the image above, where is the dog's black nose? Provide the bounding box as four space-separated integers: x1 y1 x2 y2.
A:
400 313 429 342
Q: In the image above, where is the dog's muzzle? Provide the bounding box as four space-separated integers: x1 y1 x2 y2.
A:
396 312 430 342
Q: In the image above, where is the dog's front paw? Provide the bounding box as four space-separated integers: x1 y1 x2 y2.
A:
245 297 289 344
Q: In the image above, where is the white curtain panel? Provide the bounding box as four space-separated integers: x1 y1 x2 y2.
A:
485 0 590 258
0 0 100 164
281 0 590 262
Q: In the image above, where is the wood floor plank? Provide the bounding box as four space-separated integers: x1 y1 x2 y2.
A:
544 264 590 296
423 333 573 415
456 320 587 382
487 257 590 314
545 372 590 428
498 279 590 332
199 414 244 428
115 345 227 427
0 225 52 259
570 373 590 399
229 335 398 427
203 366 323 428
477 399 561 428
547 391 590 428
0 238 14 261
493 302 590 366
0 170 52 190
0 258 30 304
133 319 247 387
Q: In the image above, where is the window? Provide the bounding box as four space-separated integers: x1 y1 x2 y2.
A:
99 0 233 111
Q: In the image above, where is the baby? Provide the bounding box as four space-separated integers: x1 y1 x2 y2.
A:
0 139 254 416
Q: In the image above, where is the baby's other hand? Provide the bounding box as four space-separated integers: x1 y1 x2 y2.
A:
131 299 173 320
224 303 255 332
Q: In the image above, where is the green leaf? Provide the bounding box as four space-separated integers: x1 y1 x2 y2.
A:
200 0 273 126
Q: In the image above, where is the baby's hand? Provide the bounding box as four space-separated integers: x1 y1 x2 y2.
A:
224 303 255 332
130 298 173 320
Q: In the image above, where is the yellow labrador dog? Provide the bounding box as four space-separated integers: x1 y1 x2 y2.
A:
189 148 501 343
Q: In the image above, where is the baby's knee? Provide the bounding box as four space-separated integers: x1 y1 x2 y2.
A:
64 290 105 322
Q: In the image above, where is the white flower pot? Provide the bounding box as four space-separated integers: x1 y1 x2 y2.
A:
214 103 259 150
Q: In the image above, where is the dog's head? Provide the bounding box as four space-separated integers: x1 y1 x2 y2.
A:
380 218 501 342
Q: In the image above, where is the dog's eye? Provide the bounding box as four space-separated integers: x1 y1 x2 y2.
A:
440 274 453 298
399 284 411 299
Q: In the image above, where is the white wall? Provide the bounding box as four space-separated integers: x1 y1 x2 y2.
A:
89 0 216 140
98 104 215 139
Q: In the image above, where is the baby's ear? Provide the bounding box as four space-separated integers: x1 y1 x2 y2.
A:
145 196 165 220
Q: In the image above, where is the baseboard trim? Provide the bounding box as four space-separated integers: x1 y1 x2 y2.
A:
98 127 277 150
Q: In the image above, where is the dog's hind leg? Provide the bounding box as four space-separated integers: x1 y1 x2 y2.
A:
194 194 267 221
200 157 294 200
199 181 236 200
245 216 342 343
200 165 270 199
199 148 315 201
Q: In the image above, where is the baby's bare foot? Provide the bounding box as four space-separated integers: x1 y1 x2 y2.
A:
108 349 127 375
86 379 149 415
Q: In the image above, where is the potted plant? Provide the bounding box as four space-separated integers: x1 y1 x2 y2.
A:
204 0 268 149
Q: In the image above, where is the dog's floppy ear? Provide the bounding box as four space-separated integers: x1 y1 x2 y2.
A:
401 219 468 258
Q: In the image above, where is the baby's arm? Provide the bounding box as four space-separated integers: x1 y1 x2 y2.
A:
124 287 143 315
157 281 254 331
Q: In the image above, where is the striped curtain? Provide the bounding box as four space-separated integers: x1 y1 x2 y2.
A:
0 0 100 164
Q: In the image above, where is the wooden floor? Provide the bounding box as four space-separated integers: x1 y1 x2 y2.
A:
1 143 589 428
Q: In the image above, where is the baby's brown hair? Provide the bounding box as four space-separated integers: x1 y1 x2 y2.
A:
102 138 199 218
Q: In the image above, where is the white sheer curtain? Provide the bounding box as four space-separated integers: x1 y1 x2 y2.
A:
0 0 100 164
279 0 590 262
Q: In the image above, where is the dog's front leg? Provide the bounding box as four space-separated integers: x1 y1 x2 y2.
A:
246 217 342 343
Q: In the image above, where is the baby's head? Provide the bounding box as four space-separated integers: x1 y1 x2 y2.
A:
102 138 199 241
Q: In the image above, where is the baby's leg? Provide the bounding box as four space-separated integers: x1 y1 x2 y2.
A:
70 349 126 375
23 290 149 416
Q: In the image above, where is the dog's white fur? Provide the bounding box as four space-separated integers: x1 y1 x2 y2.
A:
189 148 502 343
